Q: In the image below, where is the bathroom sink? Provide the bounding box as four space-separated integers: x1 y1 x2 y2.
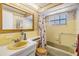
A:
7 40 28 50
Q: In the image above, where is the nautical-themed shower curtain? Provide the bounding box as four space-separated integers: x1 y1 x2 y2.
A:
39 14 46 48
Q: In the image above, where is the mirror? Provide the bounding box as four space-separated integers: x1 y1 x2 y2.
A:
1 4 34 32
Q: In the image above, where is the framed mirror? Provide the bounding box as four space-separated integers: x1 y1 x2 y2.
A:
0 4 34 33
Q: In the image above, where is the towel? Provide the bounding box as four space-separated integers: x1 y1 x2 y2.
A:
76 34 79 56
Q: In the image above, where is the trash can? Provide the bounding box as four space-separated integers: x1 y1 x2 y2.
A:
36 47 47 56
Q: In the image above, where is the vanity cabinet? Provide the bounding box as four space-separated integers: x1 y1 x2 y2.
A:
0 38 38 56
10 42 36 56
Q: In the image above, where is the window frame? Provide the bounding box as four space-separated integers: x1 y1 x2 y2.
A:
48 12 67 25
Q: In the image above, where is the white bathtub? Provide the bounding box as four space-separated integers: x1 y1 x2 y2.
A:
47 45 75 56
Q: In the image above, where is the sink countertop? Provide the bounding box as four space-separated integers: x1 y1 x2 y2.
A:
29 36 40 41
0 39 36 56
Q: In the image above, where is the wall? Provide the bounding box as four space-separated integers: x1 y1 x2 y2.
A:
46 10 76 52
76 7 79 34
0 3 39 45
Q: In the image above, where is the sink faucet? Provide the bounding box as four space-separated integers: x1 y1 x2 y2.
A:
12 31 27 43
21 31 27 40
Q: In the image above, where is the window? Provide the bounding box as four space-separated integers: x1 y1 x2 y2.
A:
48 12 67 25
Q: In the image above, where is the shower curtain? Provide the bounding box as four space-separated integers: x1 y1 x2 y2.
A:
38 14 46 48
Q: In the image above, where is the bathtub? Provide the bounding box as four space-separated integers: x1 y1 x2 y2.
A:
47 45 75 56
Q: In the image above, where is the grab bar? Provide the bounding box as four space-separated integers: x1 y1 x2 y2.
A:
58 33 77 44
60 33 77 35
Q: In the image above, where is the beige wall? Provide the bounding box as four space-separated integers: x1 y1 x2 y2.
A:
46 10 76 49
0 3 39 45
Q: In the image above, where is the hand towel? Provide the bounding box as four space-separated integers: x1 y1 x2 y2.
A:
76 34 79 56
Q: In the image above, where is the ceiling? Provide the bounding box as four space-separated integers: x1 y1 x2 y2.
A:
21 3 61 12
34 3 50 8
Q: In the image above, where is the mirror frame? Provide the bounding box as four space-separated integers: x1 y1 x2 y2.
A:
0 3 34 33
